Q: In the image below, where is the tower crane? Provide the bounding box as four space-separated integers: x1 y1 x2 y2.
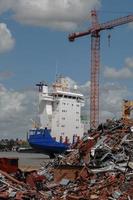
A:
68 10 133 130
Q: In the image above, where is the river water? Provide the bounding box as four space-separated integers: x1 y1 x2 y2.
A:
0 152 50 170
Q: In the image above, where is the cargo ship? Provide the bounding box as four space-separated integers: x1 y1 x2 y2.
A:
27 77 85 157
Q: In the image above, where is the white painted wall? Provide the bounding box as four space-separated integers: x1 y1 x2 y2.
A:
38 85 85 143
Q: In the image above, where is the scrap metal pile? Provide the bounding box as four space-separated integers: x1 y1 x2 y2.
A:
0 169 47 199
1 119 133 199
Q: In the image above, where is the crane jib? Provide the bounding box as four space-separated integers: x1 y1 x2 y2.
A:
68 10 133 129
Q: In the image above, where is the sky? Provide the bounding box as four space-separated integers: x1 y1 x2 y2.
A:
0 0 133 139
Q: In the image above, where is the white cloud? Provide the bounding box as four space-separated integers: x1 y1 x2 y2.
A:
0 0 15 14
0 84 38 139
0 0 100 30
129 22 133 30
104 56 133 79
0 23 15 53
104 66 133 79
0 78 131 138
80 81 130 124
65 76 77 88
100 111 114 122
125 57 133 68
0 84 26 120
100 83 130 119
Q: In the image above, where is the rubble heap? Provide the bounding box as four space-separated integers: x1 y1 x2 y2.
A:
47 119 133 199
1 119 133 199
0 169 47 199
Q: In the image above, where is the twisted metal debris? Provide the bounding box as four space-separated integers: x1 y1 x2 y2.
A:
1 119 133 199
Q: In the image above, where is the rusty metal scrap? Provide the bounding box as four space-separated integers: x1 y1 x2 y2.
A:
49 119 133 199
0 169 46 199
1 119 133 199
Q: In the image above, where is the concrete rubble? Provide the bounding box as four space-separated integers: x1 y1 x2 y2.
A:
1 119 133 199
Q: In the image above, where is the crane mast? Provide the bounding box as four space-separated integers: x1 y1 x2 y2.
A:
68 10 133 130
90 10 100 130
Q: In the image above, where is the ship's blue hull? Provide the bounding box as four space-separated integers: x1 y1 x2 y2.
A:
27 128 69 157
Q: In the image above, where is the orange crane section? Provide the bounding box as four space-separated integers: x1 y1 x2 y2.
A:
68 10 133 129
122 100 133 120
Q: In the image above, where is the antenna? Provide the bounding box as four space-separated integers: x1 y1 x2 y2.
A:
55 60 58 82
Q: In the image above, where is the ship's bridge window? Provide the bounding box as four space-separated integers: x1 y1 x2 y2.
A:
29 131 34 135
58 94 63 97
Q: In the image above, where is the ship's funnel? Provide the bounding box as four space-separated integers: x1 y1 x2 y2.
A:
36 82 48 94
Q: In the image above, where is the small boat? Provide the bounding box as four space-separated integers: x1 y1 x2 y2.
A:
28 128 69 158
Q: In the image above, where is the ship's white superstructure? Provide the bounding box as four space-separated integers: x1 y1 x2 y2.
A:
37 77 85 143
